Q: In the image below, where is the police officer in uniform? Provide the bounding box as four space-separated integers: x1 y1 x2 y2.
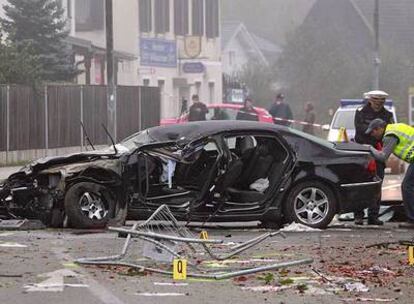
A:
353 90 394 225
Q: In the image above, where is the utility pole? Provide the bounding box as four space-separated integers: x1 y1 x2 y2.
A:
105 0 116 141
373 0 380 90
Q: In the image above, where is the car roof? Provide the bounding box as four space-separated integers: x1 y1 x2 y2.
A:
147 121 285 144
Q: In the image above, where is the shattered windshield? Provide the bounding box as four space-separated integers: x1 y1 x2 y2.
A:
118 130 156 151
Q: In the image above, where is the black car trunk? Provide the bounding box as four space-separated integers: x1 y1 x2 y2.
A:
334 142 371 152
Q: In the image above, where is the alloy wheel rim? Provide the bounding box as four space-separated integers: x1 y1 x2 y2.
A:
79 192 108 220
294 187 329 225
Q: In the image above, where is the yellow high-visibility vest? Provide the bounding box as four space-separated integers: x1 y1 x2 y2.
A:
384 123 414 163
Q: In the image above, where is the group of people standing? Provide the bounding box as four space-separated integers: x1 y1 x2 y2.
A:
188 92 316 134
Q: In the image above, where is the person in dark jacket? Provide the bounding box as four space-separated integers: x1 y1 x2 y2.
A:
268 93 293 126
236 97 259 121
303 102 316 134
353 90 394 226
188 94 208 121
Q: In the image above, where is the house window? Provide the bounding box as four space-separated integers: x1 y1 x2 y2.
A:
155 0 170 33
143 78 150 86
75 0 104 31
139 0 152 33
229 51 235 66
174 0 188 35
205 0 218 38
192 0 204 36
209 82 215 103
195 81 201 95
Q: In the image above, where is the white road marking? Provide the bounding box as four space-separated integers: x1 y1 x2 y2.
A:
24 269 88 292
51 242 126 304
0 241 27 248
0 232 15 237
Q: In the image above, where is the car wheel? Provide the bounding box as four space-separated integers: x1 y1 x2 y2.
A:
284 181 337 229
64 182 115 229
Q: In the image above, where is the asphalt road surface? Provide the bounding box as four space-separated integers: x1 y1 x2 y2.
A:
1 224 414 304
0 167 411 303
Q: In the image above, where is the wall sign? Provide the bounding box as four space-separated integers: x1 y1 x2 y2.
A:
140 38 177 68
182 62 205 73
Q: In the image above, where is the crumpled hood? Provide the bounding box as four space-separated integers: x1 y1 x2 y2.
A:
15 149 125 178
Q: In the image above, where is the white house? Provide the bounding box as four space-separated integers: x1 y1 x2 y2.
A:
137 0 223 119
221 21 282 77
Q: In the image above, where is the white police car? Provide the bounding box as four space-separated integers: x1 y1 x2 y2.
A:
327 99 398 142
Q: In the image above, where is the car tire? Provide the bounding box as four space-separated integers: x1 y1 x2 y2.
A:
284 181 337 229
64 182 116 229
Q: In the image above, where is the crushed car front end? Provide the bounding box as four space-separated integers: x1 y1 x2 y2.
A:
0 153 125 226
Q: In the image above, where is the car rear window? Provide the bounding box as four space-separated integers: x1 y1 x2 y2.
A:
205 108 239 120
332 110 356 129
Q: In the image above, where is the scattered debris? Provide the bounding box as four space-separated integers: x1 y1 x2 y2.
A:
0 274 23 278
341 298 395 302
279 278 294 285
233 276 250 284
326 264 399 286
280 223 321 232
0 219 45 230
366 240 414 249
241 285 293 292
344 282 369 292
203 258 281 267
135 292 187 297
257 273 275 285
76 205 313 280
304 285 329 295
296 283 308 294
118 268 148 277
153 282 189 286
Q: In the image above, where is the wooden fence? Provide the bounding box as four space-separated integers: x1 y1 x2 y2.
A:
0 85 160 152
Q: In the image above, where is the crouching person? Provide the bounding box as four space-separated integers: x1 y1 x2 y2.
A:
367 119 414 225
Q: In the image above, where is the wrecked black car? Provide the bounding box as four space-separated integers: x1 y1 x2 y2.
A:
0 121 381 229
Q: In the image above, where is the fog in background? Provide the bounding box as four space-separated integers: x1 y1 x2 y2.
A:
222 0 414 124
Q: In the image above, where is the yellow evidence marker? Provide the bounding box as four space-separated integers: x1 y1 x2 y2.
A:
173 259 187 280
200 230 209 240
408 246 414 266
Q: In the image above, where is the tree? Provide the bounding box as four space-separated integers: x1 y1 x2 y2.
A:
0 33 42 85
1 0 79 83
238 60 277 108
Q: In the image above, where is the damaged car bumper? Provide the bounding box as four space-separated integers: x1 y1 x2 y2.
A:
339 179 382 213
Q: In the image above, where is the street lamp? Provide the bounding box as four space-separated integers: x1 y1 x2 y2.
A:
106 0 116 141
373 0 380 90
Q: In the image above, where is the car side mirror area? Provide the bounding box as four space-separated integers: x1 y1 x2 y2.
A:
322 124 330 131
